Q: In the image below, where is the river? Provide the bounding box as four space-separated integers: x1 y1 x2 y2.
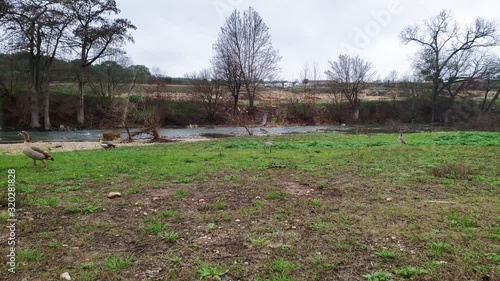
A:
0 124 453 144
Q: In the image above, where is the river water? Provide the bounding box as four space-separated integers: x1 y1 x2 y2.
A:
0 124 452 144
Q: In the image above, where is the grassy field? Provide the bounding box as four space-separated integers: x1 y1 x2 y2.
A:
1 132 499 280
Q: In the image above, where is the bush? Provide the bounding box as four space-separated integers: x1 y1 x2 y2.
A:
102 131 120 141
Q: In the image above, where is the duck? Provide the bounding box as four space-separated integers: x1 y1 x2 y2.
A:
398 131 407 145
18 131 54 169
98 135 116 151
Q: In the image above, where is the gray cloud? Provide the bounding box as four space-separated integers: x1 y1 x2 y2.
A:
116 0 500 80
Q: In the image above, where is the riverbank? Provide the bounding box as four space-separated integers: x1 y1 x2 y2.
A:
0 137 211 156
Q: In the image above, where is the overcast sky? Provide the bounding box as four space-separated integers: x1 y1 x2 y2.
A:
115 0 500 81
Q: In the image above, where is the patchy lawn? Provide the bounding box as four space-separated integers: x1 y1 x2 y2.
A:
1 132 499 280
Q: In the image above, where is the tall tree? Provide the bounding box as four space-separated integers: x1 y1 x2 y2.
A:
325 54 374 121
212 7 280 113
400 10 498 122
385 70 398 83
1 0 69 129
311 60 320 93
64 0 135 126
212 10 244 114
301 62 309 92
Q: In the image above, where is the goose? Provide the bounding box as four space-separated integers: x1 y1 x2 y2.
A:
98 135 116 151
18 131 54 169
260 128 273 153
263 139 273 153
398 131 407 145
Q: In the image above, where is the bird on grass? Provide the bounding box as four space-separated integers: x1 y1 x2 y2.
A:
98 135 116 151
260 128 273 153
18 131 54 169
398 131 407 145
263 139 273 153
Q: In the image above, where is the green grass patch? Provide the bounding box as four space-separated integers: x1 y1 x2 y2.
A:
363 271 392 281
158 231 180 242
1 131 498 280
393 266 429 278
376 249 397 259
104 254 134 271
196 260 229 280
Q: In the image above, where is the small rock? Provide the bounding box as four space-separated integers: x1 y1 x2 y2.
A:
107 192 121 199
60 272 71 281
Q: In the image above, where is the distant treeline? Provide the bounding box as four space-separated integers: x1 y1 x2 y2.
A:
0 52 185 87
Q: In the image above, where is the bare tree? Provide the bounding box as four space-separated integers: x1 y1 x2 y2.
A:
311 60 320 93
385 70 398 83
301 62 309 92
478 56 500 114
64 0 135 127
212 10 243 114
327 85 345 124
151 66 165 79
325 54 374 121
189 68 225 121
2 0 70 129
441 50 490 122
121 64 150 141
400 10 499 122
212 7 281 113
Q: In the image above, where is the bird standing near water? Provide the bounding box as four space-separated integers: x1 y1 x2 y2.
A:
398 131 407 145
99 135 116 151
260 128 273 153
19 131 54 169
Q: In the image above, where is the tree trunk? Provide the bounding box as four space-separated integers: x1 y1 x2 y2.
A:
43 88 51 130
233 94 239 114
443 95 456 123
246 84 254 109
353 108 360 122
77 79 85 126
30 84 40 128
352 99 360 122
481 88 500 114
431 87 437 123
29 50 41 128
122 73 136 142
